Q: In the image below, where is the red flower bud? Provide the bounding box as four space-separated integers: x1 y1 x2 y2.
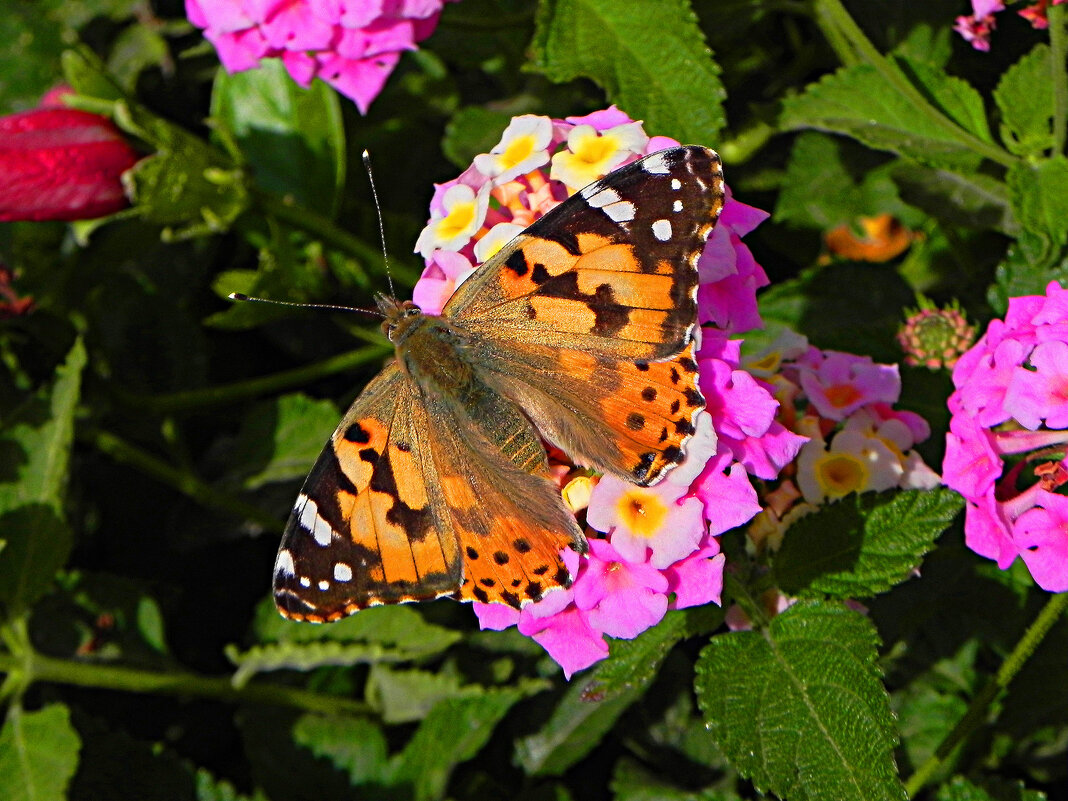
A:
0 108 140 222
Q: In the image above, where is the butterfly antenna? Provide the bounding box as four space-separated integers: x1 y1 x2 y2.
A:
228 293 384 319
362 149 396 300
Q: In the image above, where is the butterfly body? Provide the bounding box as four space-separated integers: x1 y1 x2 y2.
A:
274 146 726 622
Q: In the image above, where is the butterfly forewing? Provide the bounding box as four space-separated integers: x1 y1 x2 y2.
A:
445 146 723 485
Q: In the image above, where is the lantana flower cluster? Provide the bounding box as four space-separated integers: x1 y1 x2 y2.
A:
185 0 454 113
943 281 1068 592
744 332 941 554
955 0 1064 51
412 108 803 676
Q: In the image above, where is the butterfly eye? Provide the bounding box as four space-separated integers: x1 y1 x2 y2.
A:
405 306 420 318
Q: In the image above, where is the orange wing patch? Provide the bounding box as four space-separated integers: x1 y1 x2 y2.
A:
597 340 705 484
273 366 462 622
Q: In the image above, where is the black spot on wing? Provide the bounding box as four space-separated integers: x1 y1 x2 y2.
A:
505 249 528 276
344 423 372 443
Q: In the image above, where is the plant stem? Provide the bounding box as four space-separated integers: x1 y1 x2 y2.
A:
812 0 1017 169
904 591 1068 797
1050 2 1068 154
0 651 369 716
83 427 284 534
113 343 391 415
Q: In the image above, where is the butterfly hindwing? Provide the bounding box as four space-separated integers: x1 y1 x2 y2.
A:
419 388 585 607
274 363 587 619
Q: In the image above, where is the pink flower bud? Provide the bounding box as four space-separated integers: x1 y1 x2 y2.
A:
0 107 140 222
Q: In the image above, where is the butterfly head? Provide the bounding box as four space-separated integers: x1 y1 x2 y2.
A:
376 295 422 342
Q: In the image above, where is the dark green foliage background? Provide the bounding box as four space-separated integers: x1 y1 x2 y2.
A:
1 1 1066 800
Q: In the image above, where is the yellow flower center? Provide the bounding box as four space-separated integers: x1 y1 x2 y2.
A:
748 352 781 373
817 453 867 497
436 200 476 241
824 383 863 409
572 135 618 169
500 135 537 170
616 488 668 538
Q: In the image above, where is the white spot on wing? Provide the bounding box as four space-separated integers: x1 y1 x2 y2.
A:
643 151 670 174
582 184 620 207
671 178 682 190
313 515 333 547
652 219 672 241
334 562 353 582
673 199 683 212
299 576 311 588
297 494 317 531
274 549 296 577
604 200 636 222
318 580 330 591
296 494 335 547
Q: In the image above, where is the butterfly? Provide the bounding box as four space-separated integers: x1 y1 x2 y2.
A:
273 146 726 622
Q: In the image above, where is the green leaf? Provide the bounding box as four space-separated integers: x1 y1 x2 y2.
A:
212 61 346 217
292 714 391 787
115 100 250 239
366 665 485 724
990 234 1068 313
994 45 1055 158
515 672 644 776
107 23 171 95
195 768 270 801
757 262 916 363
392 685 530 801
227 639 449 688
225 393 341 490
695 602 904 801
253 598 461 650
583 606 721 703
0 339 85 613
231 603 462 684
0 337 84 513
775 133 866 229
611 758 740 801
0 3 68 111
0 704 81 801
891 164 1016 234
1006 156 1068 251
531 0 725 143
781 58 990 170
895 685 967 780
775 489 963 599
936 776 1046 801
775 133 918 230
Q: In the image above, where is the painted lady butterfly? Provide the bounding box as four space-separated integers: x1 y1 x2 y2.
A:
273 146 725 622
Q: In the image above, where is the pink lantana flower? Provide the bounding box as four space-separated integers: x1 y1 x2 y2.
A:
185 0 455 113
411 251 475 315
954 0 1066 49
943 280 1068 592
587 476 705 568
422 108 784 677
796 350 901 421
741 333 939 555
574 540 670 639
